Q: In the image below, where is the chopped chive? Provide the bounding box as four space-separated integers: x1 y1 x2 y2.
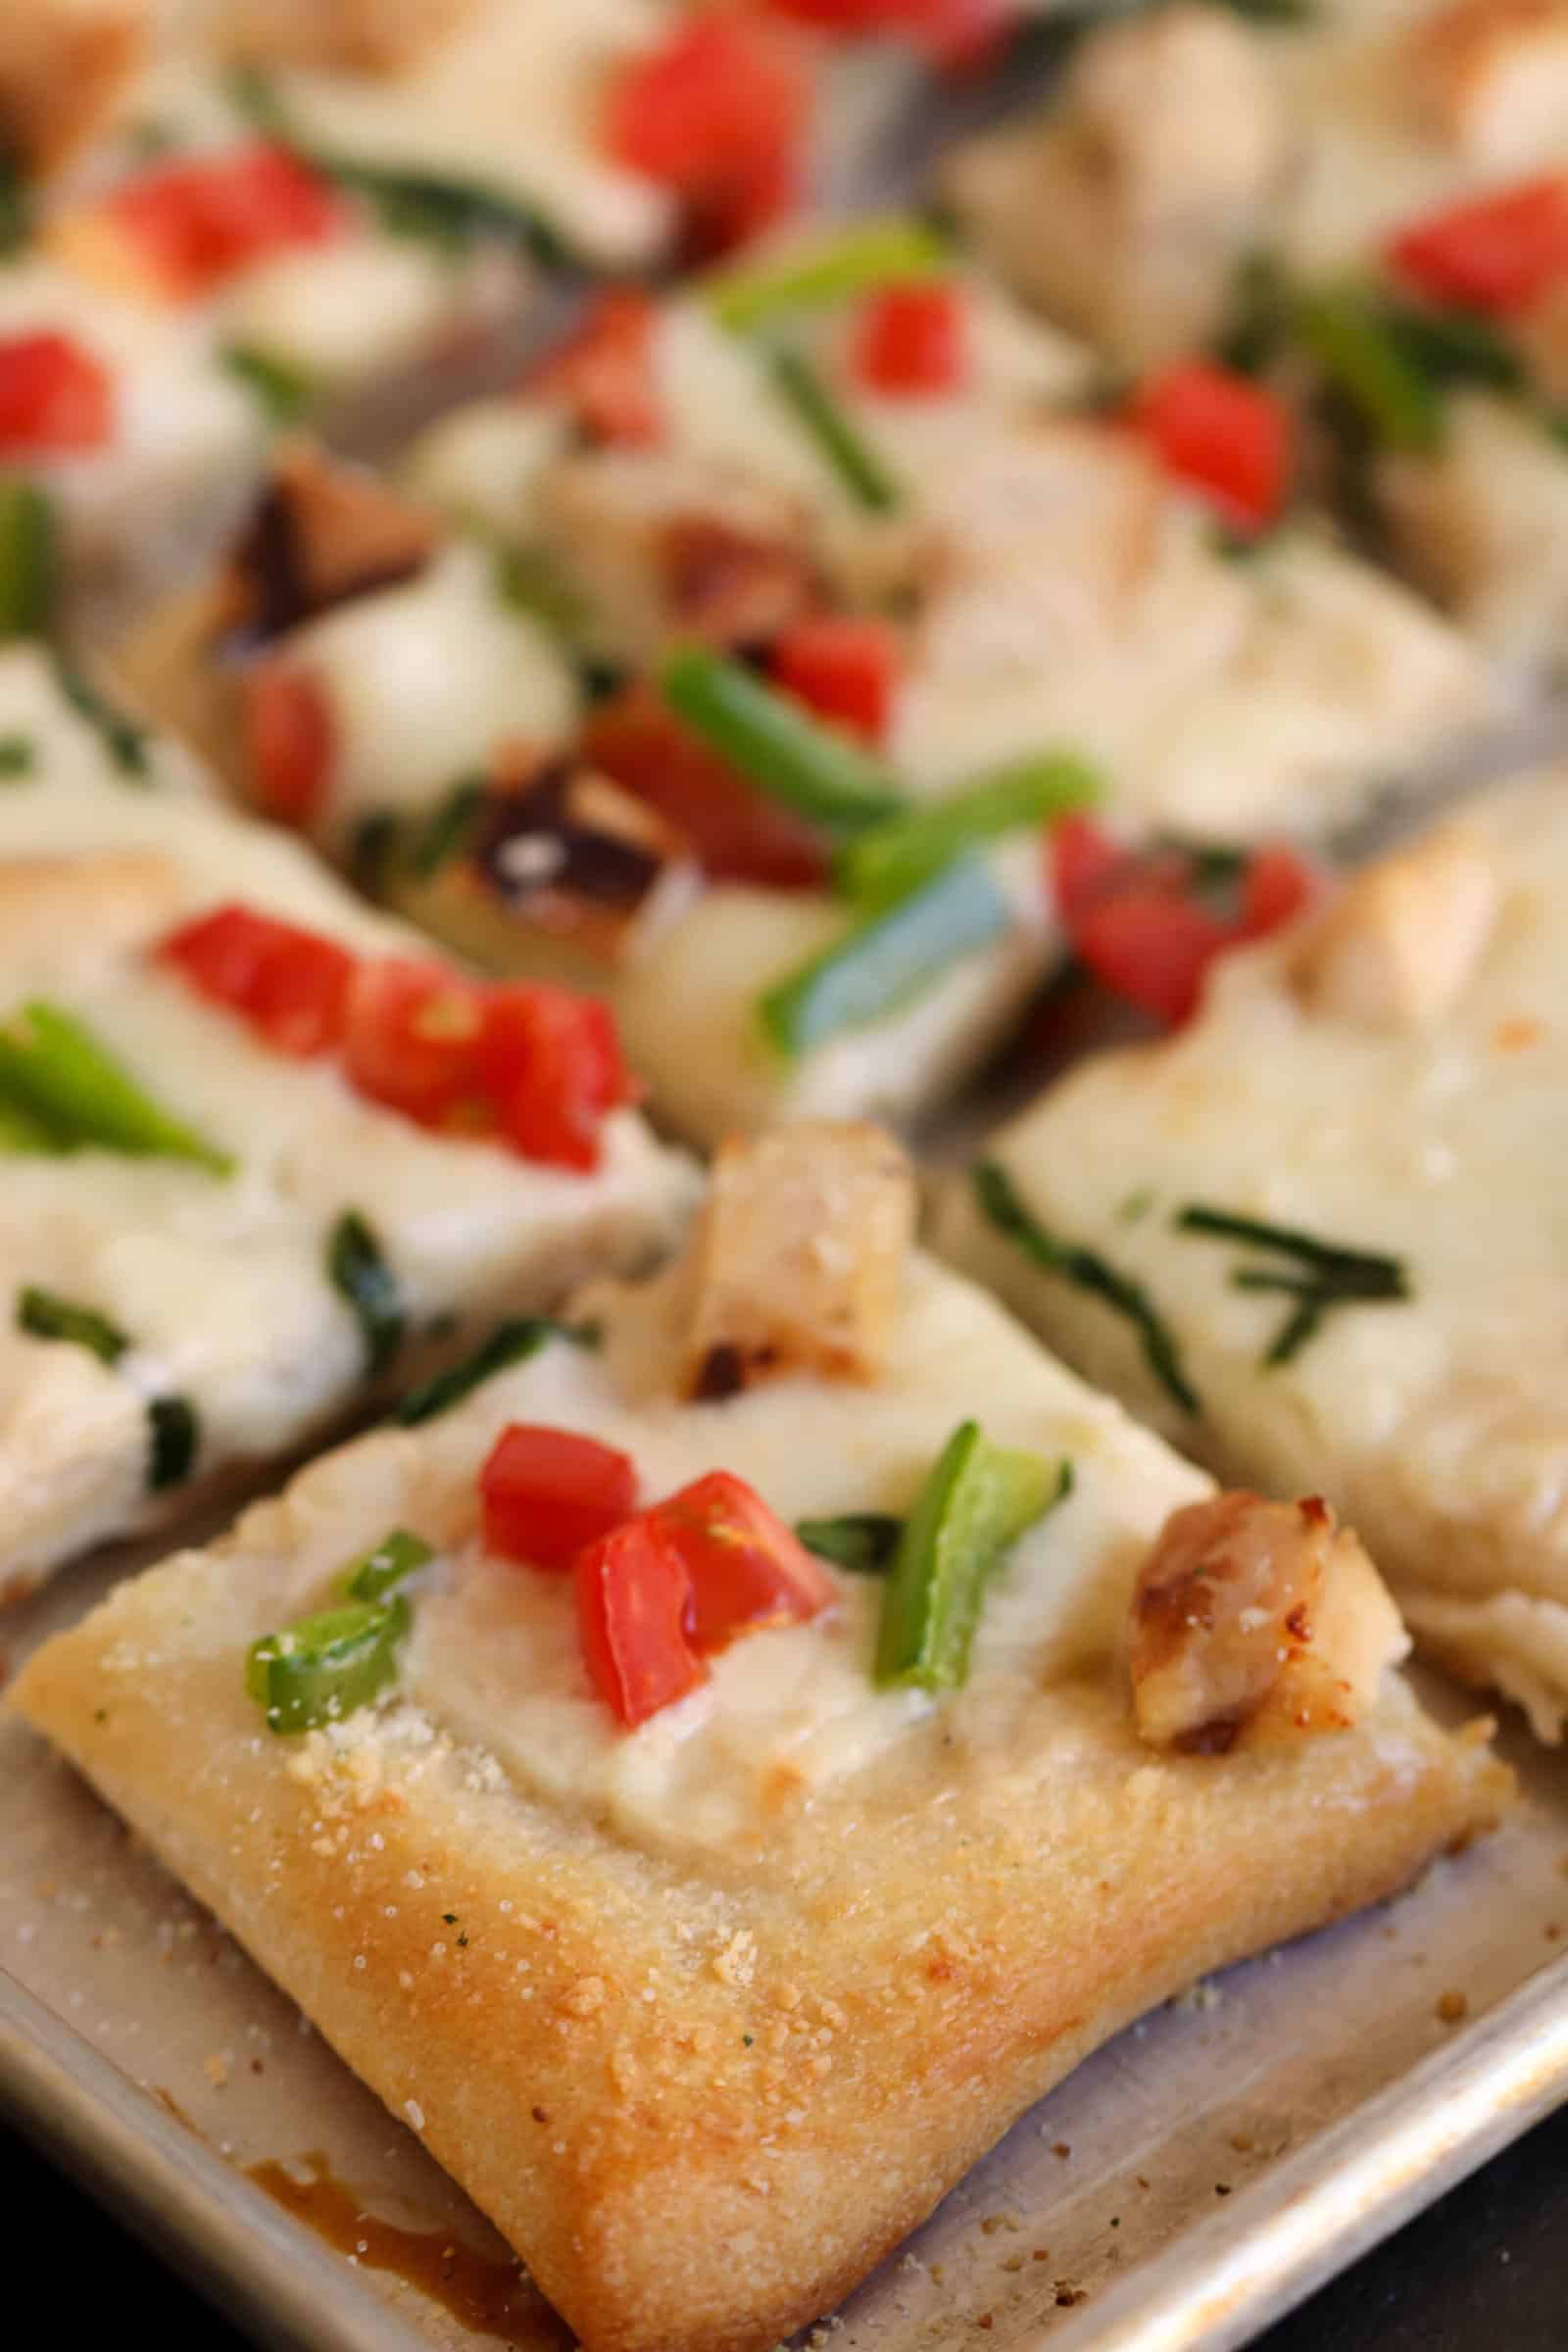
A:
0 733 34 777
493 543 589 640
409 778 488 878
760 858 1009 1058
1379 298 1522 394
0 483 58 643
146 1395 199 1491
349 809 402 894
1175 1202 1409 1366
246 1594 411 1736
660 647 903 833
327 1210 406 1380
344 1528 434 1603
0 1001 231 1171
393 1316 583 1426
1295 284 1443 454
834 751 1102 906
221 343 316 424
17 1286 128 1365
796 1512 904 1575
1174 1204 1406 1289
51 656 152 780
706 218 951 334
0 1089 66 1152
767 346 902 512
974 1161 1200 1416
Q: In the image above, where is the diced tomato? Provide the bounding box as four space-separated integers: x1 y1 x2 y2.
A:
1070 885 1234 1029
1127 361 1293 533
582 682 828 889
340 956 490 1131
101 142 341 300
157 904 355 1057
1047 812 1129 919
480 1424 638 1572
1385 174 1568 316
651 1470 835 1653
0 331 114 456
1239 844 1319 940
526 289 662 447
574 1518 708 1728
603 16 811 256
768 614 902 743
850 281 968 398
243 662 335 832
477 983 634 1173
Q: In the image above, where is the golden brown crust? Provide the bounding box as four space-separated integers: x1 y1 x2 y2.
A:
0 2 144 180
11 1482 1508 2352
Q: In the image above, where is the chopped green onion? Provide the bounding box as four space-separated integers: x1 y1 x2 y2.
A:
796 1513 904 1575
246 1595 412 1736
834 751 1102 906
17 1286 128 1365
1175 1202 1408 1366
349 809 402 894
1295 285 1443 453
1215 251 1291 376
394 1316 583 1426
876 1424 1068 1692
707 218 951 334
0 482 58 643
146 1395 199 1491
493 544 589 641
760 857 1009 1058
0 1001 231 1172
0 1092 65 1152
767 346 902 513
344 1528 434 1603
221 343 316 424
974 1162 1200 1415
660 647 903 833
0 733 35 777
409 778 488 878
52 656 151 780
1380 299 1523 394
327 1210 405 1380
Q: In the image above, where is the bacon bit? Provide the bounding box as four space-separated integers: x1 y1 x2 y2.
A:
526 290 663 448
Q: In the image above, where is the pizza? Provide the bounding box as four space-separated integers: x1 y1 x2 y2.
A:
939 771 1568 1740
9 1119 1508 2351
0 636 693 1603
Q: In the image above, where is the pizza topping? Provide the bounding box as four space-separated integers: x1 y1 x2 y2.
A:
249 1593 413 1735
1404 0 1568 172
838 750 1101 906
0 481 58 642
1129 1491 1405 1753
768 615 902 744
1294 285 1444 454
480 1425 639 1572
53 143 341 303
1386 174 1568 317
974 1161 1200 1416
326 1208 406 1379
850 280 970 397
1292 827 1498 1030
19 1287 200 1494
876 1423 1069 1692
680 1122 917 1399
0 332 115 458
660 647 903 832
395 1318 587 1428
526 290 663 448
655 1471 836 1649
0 1 143 182
343 1529 435 1603
1175 1204 1410 1366
474 758 700 966
0 999 231 1172
574 1517 707 1728
146 1394 199 1490
760 857 1010 1057
767 344 903 511
796 1511 905 1573
158 905 355 1058
705 216 950 334
222 445 438 648
52 655 150 778
658 511 820 647
1125 361 1293 533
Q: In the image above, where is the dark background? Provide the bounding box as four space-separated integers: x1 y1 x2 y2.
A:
7 2100 1568 2349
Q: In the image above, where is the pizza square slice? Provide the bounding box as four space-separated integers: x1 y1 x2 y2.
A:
10 1121 1507 2352
939 768 1568 1740
0 643 693 1603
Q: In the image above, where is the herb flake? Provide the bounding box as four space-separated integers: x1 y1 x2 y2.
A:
394 1317 586 1426
1175 1203 1409 1365
328 1210 406 1379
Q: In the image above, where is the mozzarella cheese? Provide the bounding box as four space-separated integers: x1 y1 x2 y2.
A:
938 770 1568 1736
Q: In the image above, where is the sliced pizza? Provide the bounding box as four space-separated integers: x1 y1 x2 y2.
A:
10 1119 1507 2351
940 769 1568 1739
0 639 693 1603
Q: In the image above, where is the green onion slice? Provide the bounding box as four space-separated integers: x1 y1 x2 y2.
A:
52 656 152 780
147 1395 199 1491
796 1513 904 1575
1295 284 1444 454
1175 1202 1409 1367
876 1425 1069 1692
394 1316 584 1426
766 346 902 512
246 1595 412 1737
221 343 316 424
409 777 488 879
660 647 903 834
760 858 1009 1058
0 482 58 644
0 1001 231 1172
344 1528 435 1603
327 1210 406 1380
18 1286 128 1365
0 733 35 778
834 751 1102 906
706 217 951 334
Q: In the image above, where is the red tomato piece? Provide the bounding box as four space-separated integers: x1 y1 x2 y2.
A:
103 142 340 300
480 1423 638 1572
526 289 663 447
1047 811 1129 919
651 1470 835 1653
582 683 828 889
478 983 634 1173
1386 174 1568 316
1128 360 1294 533
340 957 490 1130
850 280 969 397
1070 884 1233 1029
243 662 335 832
157 904 356 1057
0 331 114 456
1239 844 1319 940
603 16 811 256
768 614 902 742
574 1517 708 1728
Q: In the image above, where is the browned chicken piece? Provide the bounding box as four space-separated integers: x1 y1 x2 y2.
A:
678 1122 917 1401
219 443 440 645
209 0 476 76
0 853 181 979
1293 825 1499 1032
0 0 145 180
1129 1492 1407 1754
1404 0 1568 171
